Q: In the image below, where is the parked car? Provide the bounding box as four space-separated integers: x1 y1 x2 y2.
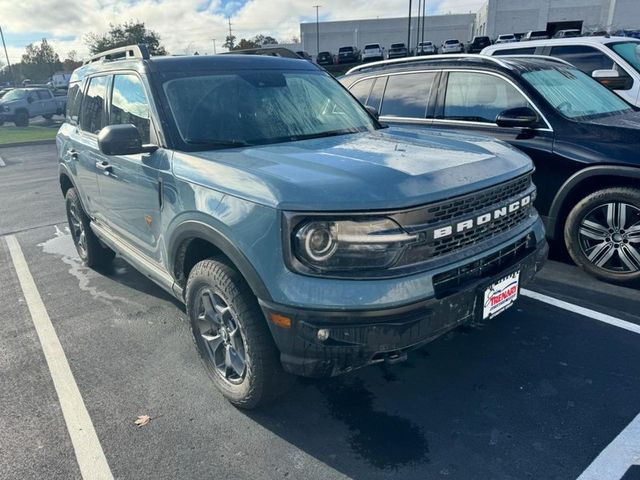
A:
441 39 464 54
0 87 66 126
388 42 409 59
482 36 640 107
50 71 72 89
362 43 384 62
613 29 640 39
316 51 334 66
337 46 360 64
416 41 437 55
467 36 492 53
342 55 640 284
495 34 518 44
58 45 547 408
522 30 549 41
554 29 582 39
0 88 13 98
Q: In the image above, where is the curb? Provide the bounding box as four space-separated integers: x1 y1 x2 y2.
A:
0 139 56 149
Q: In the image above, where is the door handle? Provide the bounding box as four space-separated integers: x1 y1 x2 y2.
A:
95 161 113 174
68 149 78 160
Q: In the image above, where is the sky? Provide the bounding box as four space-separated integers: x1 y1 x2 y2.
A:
0 0 484 64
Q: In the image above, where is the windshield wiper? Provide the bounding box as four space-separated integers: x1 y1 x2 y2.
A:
290 128 365 142
184 138 253 148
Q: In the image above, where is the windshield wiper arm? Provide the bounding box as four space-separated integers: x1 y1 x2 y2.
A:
184 138 253 148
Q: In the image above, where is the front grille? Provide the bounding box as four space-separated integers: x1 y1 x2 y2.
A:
432 234 534 299
426 174 531 224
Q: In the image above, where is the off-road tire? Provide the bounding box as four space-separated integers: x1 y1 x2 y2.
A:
14 111 28 127
65 188 115 268
186 259 291 409
565 187 640 285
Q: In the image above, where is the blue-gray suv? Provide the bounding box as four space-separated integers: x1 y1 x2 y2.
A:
57 45 547 408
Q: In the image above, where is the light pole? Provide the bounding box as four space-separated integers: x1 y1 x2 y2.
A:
422 0 426 45
211 38 217 54
0 25 14 86
407 0 412 52
313 5 321 56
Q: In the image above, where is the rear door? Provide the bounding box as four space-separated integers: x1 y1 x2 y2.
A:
95 72 165 261
73 75 110 218
433 70 559 214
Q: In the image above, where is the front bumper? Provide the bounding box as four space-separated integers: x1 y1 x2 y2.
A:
261 237 548 377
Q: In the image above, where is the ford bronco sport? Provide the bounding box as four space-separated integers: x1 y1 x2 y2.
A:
57 45 547 408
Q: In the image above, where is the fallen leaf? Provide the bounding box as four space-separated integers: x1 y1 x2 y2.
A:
134 415 151 427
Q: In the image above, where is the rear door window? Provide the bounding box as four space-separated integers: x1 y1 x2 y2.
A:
80 76 109 134
36 90 52 100
366 76 387 112
443 72 531 123
110 74 151 144
380 72 436 118
65 82 84 125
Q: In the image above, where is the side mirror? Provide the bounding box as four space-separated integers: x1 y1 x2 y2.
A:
98 124 157 156
592 69 633 90
365 105 380 120
495 107 539 128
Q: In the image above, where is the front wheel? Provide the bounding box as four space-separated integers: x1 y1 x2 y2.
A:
14 111 28 127
186 259 291 409
565 187 640 285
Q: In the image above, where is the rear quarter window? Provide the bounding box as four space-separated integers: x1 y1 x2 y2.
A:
65 82 84 126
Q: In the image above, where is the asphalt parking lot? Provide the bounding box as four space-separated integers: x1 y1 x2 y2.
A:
1 143 640 480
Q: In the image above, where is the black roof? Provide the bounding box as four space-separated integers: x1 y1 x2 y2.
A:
70 53 318 83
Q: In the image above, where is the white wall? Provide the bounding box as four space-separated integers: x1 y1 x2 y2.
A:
300 14 475 56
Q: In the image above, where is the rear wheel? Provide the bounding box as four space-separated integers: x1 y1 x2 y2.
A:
43 114 53 120
186 259 291 409
65 188 115 268
565 187 640 285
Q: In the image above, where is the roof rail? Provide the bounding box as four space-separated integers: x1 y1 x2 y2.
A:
221 47 302 59
494 54 573 66
83 44 150 65
346 54 510 75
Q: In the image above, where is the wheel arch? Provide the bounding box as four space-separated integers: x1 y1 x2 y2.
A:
168 220 272 302
548 165 640 240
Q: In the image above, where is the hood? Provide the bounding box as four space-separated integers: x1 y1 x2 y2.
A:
173 127 533 211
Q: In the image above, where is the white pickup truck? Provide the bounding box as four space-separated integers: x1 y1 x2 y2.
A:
0 87 66 126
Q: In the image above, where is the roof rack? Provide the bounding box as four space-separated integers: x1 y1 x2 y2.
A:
221 47 302 59
83 44 150 65
346 54 510 75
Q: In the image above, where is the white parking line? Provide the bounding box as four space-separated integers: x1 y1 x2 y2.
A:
5 235 113 480
576 412 640 480
0 155 6 167
521 288 640 335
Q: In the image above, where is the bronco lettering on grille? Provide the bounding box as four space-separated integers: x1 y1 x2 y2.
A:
432 195 531 240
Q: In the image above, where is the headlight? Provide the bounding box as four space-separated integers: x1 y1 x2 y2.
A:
292 218 418 273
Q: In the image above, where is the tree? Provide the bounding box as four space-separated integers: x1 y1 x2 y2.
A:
22 38 60 65
85 21 168 56
223 34 236 50
233 38 260 50
253 34 278 46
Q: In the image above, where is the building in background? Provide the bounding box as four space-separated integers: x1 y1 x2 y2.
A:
300 0 640 57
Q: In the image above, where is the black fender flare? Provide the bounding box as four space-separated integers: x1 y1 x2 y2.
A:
167 220 272 302
548 165 640 238
58 162 78 194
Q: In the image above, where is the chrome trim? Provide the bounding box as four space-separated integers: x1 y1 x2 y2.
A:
346 54 511 75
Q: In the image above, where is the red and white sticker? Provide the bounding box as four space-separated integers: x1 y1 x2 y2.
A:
483 271 520 319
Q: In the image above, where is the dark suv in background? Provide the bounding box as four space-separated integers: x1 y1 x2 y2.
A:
467 36 492 53
341 55 640 285
337 46 360 64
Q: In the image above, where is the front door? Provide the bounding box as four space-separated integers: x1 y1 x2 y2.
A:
95 73 165 263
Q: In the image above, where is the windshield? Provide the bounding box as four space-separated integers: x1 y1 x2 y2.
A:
162 70 377 149
2 89 27 101
391 44 405 49
522 66 632 120
445 40 459 44
608 41 640 73
364 44 379 49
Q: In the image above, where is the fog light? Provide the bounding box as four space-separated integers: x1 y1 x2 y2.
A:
317 328 330 341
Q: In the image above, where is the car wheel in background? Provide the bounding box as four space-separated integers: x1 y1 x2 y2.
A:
186 259 292 409
43 114 53 120
65 188 115 268
14 111 28 127
565 187 640 285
